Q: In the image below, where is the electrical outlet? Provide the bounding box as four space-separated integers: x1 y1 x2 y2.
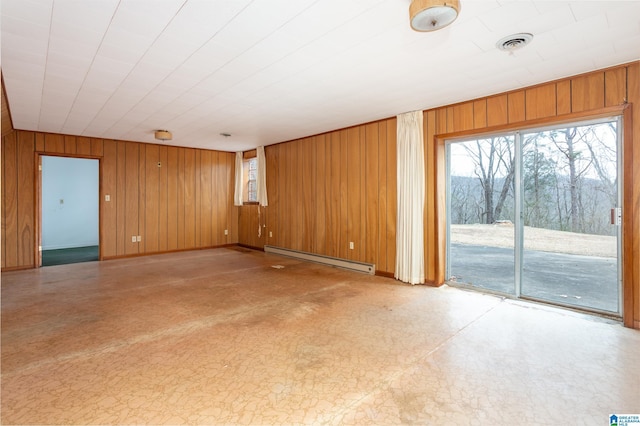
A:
269 231 273 238
136 236 141 242
105 194 110 202
132 236 136 243
224 229 228 235
349 242 354 250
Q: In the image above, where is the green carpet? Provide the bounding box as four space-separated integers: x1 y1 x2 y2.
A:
42 246 99 266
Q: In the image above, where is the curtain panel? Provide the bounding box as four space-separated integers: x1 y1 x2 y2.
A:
234 152 243 206
395 111 425 284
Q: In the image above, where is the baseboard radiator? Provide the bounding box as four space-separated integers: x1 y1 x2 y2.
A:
264 245 375 275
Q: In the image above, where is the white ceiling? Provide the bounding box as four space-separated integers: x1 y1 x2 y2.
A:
2 0 639 152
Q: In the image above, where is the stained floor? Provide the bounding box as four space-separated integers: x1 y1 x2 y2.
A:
1 248 639 424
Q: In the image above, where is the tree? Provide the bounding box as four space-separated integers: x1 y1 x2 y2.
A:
463 136 515 224
522 135 556 228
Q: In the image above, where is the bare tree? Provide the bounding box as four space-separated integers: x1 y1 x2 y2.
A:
463 136 514 224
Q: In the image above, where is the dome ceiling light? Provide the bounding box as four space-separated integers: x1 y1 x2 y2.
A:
154 130 172 141
410 0 461 32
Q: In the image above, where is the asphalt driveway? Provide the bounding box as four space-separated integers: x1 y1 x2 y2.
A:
449 243 619 313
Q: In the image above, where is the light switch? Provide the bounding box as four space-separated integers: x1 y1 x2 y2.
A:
105 194 110 202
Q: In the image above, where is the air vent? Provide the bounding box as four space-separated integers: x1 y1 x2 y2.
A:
496 33 533 52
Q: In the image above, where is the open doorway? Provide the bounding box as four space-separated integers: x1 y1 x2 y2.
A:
41 156 99 266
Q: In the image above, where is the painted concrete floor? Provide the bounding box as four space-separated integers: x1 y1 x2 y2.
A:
1 247 639 425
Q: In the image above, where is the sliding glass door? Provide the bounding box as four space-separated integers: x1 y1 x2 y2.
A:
448 136 516 295
446 118 621 315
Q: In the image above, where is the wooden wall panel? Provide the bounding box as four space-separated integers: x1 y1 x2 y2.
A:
228 153 239 244
266 145 276 247
166 147 179 251
145 144 159 253
424 110 436 283
17 131 34 267
377 121 388 273
200 150 212 248
138 144 146 253
35 133 45 152
626 62 640 328
347 127 361 260
2 127 237 268
241 116 397 274
158 146 168 252
328 132 340 258
556 80 572 115
386 118 397 273
452 102 474 132
184 149 196 248
339 130 349 259
525 84 556 120
314 135 326 254
64 135 76 154
116 141 126 256
76 137 91 156
507 91 525 123
473 100 487 129
365 123 379 265
3 132 18 267
45 134 65 154
101 140 117 258
605 67 627 107
301 137 314 253
487 95 508 127
571 72 605 113
125 142 139 255
194 151 201 247
91 138 103 157
1 78 14 137
1 131 7 268
177 148 186 250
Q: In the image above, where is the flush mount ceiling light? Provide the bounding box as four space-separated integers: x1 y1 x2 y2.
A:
154 130 172 141
496 33 534 52
410 0 460 32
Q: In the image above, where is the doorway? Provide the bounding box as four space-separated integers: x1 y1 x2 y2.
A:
40 156 99 266
446 117 622 315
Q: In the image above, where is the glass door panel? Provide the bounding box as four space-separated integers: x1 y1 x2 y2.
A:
520 122 619 313
448 136 516 294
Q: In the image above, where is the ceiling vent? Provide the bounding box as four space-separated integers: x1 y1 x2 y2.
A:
496 33 533 52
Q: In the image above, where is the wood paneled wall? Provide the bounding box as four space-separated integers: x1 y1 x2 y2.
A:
238 61 639 328
1 74 14 137
1 130 238 269
239 119 398 275
424 61 640 328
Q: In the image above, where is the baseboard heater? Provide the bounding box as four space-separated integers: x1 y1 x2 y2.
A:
264 245 375 275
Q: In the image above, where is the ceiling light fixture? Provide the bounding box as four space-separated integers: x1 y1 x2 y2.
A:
154 130 172 141
410 0 460 32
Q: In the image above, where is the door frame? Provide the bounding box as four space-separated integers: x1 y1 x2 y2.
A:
35 153 102 267
444 114 624 317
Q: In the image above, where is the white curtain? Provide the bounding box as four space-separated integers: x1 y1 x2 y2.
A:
234 152 243 206
256 146 268 207
395 110 425 285
256 146 269 238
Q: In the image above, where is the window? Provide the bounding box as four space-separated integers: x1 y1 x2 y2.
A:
244 157 257 203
